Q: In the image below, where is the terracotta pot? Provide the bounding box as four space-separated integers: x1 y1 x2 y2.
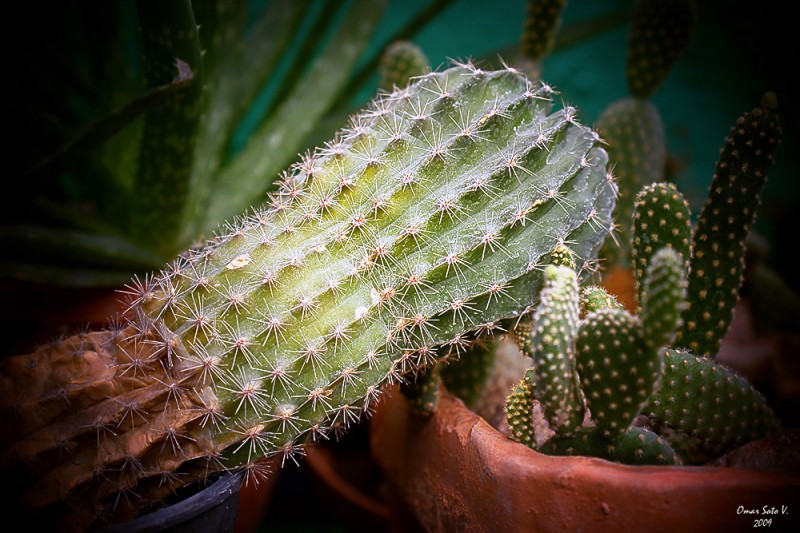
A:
370 387 800 532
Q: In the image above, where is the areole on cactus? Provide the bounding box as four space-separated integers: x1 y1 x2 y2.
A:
0 64 617 530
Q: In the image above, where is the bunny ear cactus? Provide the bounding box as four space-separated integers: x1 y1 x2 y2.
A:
510 247 685 465
626 0 698 99
509 97 782 468
596 99 666 266
0 64 617 530
676 95 781 356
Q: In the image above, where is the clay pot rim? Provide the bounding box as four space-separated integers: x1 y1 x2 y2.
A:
438 389 794 485
370 386 799 532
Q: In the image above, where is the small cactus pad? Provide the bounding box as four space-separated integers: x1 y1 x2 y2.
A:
597 98 666 266
640 247 686 349
518 0 567 78
506 375 537 449
677 98 781 356
609 426 681 465
378 40 429 91
540 426 679 465
626 0 697 99
526 265 586 434
576 308 662 437
0 65 616 528
645 349 780 461
631 182 692 302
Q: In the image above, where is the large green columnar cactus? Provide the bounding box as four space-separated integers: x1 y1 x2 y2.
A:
0 65 616 530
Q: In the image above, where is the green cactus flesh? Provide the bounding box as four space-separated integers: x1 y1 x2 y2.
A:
378 40 429 91
526 265 585 434
597 98 666 267
640 247 686 349
0 65 616 528
541 425 679 465
576 308 662 438
677 98 781 356
401 364 442 416
626 0 697 99
631 182 692 303
645 349 780 462
440 336 498 409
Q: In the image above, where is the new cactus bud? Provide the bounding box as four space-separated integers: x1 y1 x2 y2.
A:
645 349 780 461
378 40 429 91
0 64 616 530
576 308 662 437
525 265 585 434
506 375 538 450
631 182 692 302
640 247 686 349
548 243 576 269
626 0 697 99
580 285 623 314
677 96 781 356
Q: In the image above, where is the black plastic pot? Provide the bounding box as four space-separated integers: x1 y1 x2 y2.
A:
103 471 246 533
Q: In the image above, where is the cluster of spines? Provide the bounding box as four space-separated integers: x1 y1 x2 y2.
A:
626 0 697 99
676 96 781 356
1 63 617 528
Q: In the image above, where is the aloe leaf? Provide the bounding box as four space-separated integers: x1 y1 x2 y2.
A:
203 0 386 232
0 262 140 288
180 1 312 242
0 225 164 270
130 0 204 255
23 73 193 182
